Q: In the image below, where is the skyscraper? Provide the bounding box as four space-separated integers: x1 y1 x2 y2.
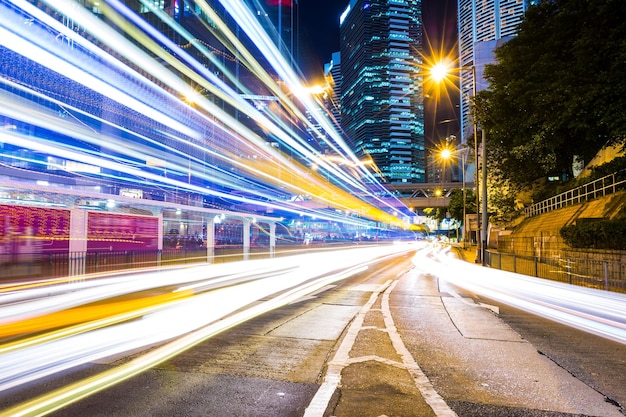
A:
339 0 425 184
458 0 537 142
242 0 298 68
322 51 343 148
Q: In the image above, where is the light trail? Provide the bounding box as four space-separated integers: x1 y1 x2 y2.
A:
0 244 418 415
0 0 415 228
0 291 195 339
0 8 197 140
2 264 373 417
0 256 309 324
4 242 625 414
416 246 626 345
106 0 382 201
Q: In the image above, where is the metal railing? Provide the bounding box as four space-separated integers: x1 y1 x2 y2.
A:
0 241 383 281
487 250 626 294
1 249 219 280
524 170 626 217
497 235 565 260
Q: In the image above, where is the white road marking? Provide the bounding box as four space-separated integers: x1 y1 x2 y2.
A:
303 278 458 417
303 280 392 417
445 285 500 314
381 280 458 417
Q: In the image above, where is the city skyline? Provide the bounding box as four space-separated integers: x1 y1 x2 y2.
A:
299 0 458 82
0 0 417 228
298 0 460 163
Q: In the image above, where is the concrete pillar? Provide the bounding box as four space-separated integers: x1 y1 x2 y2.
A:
157 212 163 251
69 209 88 276
269 222 276 258
243 218 251 261
157 211 163 266
206 216 215 264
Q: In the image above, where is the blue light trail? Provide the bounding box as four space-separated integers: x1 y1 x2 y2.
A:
0 0 415 229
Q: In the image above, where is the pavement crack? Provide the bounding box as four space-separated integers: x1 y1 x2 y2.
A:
537 350 624 414
436 277 465 337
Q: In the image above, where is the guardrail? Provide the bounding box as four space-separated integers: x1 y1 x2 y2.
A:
1 249 224 280
524 170 626 217
487 251 626 294
0 241 382 281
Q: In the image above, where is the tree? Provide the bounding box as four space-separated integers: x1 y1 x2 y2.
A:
447 188 476 222
486 177 519 222
475 0 626 191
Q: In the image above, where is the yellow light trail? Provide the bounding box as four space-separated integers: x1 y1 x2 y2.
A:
0 244 420 415
0 277 350 417
0 291 193 339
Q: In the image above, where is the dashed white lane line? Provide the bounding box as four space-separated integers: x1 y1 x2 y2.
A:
303 278 458 417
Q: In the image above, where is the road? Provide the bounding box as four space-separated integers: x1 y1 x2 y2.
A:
1 243 625 416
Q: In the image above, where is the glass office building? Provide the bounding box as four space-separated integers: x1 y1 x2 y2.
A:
458 0 537 142
339 0 425 184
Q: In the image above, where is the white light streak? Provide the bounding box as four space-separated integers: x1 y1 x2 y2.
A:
417 246 626 345
0 245 417 403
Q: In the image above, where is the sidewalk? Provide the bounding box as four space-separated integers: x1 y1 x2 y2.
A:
450 243 481 264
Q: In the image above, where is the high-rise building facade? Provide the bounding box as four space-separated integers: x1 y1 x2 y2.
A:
339 0 425 184
243 0 298 67
458 0 537 142
321 51 343 150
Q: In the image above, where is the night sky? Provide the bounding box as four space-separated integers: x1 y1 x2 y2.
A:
297 0 346 81
297 0 460 146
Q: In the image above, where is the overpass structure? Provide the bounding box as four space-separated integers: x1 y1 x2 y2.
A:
387 182 476 209
288 181 476 213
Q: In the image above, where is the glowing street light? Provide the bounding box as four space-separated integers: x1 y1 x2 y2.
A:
439 147 452 161
430 62 452 83
429 61 487 265
439 145 470 249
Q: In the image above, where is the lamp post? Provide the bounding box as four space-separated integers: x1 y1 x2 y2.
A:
460 146 468 250
431 62 488 265
430 62 485 262
481 128 488 266
461 65 486 265
438 143 469 249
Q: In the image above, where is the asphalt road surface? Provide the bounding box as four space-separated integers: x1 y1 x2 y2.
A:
1 247 625 416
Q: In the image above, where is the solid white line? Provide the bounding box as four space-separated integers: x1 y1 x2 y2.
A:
302 280 392 417
382 280 458 417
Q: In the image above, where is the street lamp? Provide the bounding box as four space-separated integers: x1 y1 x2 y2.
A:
430 61 487 265
466 67 488 266
430 63 451 83
438 144 470 249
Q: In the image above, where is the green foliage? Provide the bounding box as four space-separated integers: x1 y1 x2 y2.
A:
447 188 476 221
560 218 626 250
475 0 626 192
529 177 574 203
532 158 626 202
488 185 518 222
